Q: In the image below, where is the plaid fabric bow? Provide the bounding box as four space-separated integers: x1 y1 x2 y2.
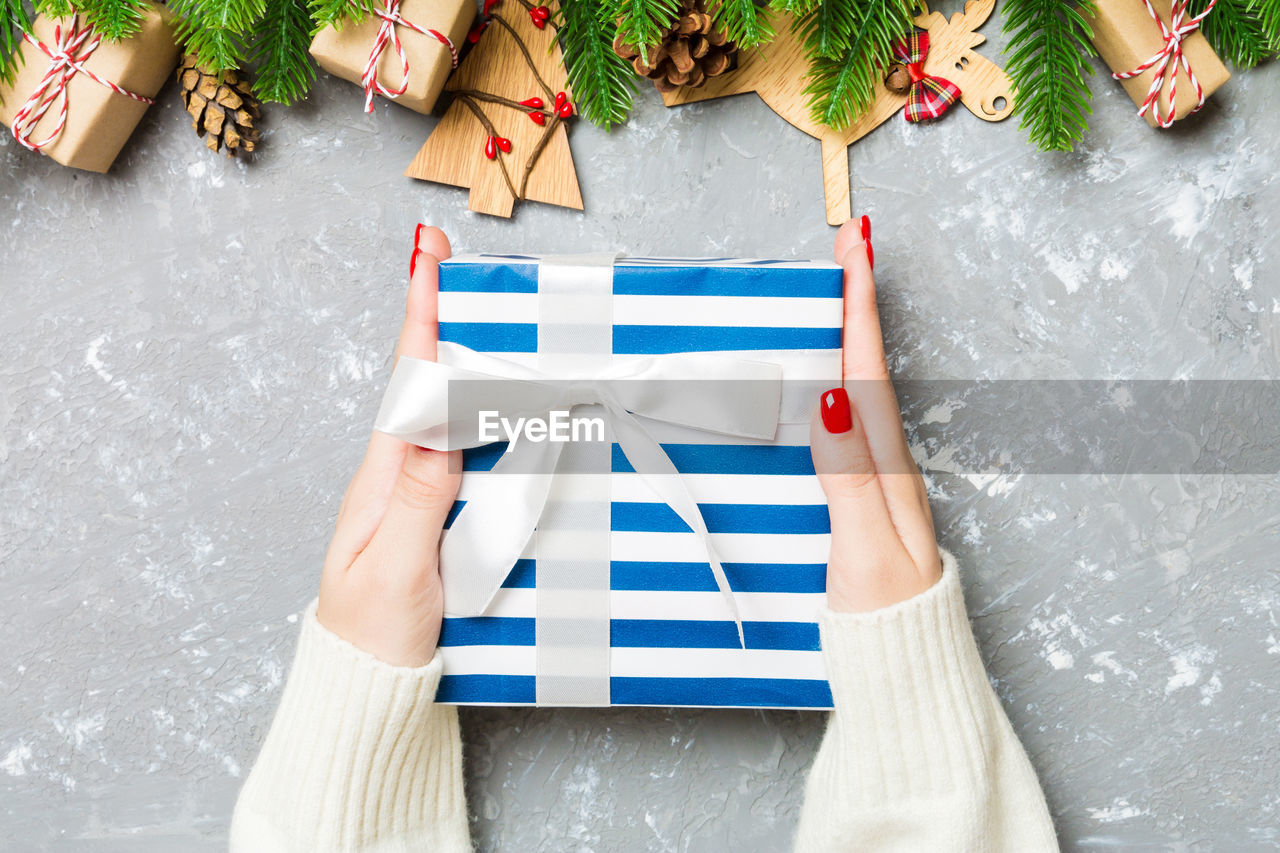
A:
893 29 961 122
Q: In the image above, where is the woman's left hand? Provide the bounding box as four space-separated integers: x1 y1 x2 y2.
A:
315 225 460 667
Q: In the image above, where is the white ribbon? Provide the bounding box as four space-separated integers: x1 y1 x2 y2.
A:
375 341 785 645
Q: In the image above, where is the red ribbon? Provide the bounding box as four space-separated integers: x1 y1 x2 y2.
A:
892 29 961 123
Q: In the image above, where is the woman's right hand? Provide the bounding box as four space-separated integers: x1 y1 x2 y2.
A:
810 216 943 612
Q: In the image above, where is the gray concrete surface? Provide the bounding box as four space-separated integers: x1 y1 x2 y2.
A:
2 8 1279 849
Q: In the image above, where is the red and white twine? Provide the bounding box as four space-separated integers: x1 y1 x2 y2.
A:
10 15 155 152
1113 0 1217 128
361 0 459 113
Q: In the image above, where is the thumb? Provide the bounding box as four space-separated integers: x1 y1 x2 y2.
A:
365 446 461 576
810 388 901 550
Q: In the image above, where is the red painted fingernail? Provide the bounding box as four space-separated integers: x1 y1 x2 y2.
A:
414 222 424 250
820 388 852 434
866 238 874 271
410 248 421 278
859 214 871 241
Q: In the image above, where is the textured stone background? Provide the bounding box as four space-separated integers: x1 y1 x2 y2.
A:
2 5 1279 848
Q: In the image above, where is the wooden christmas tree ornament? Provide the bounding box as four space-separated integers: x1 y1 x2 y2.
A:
663 0 1016 225
404 0 582 218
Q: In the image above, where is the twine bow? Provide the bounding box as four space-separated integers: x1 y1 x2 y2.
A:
361 0 460 113
1113 0 1216 128
10 15 155 152
893 29 961 123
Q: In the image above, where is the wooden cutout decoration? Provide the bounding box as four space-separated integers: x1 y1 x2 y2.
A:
405 0 582 218
663 0 1016 225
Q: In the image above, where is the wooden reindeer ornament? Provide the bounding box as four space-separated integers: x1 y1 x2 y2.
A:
663 0 1016 225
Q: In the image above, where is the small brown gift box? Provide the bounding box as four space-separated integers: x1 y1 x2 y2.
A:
310 0 476 115
1084 0 1230 127
0 3 179 172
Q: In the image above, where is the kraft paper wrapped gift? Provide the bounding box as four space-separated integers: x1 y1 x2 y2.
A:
0 4 179 172
1084 0 1230 127
309 0 475 114
374 254 845 709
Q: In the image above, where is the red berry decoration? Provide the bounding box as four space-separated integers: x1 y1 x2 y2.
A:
520 96 544 109
553 91 573 118
529 111 546 125
529 5 551 27
467 21 487 43
484 135 497 159
495 136 512 153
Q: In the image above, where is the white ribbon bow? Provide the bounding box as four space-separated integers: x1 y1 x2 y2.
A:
375 341 785 644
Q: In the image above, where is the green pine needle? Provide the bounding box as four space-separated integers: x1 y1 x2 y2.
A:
251 0 314 103
795 0 914 128
1192 0 1274 66
1259 0 1280 49
35 0 75 18
772 0 819 17
309 0 378 30
796 0 857 58
1002 0 1096 152
558 0 636 128
1 0 32 87
714 0 775 48
79 0 149 40
605 0 680 63
804 51 873 128
171 0 267 70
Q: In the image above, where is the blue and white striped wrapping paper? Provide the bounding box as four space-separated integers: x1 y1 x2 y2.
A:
434 254 843 709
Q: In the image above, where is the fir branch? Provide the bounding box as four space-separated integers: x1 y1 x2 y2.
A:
309 0 377 30
771 0 818 16
798 0 914 128
558 0 636 128
171 0 266 70
251 0 313 103
795 0 857 58
605 0 679 62
714 0 774 48
80 0 149 39
804 50 871 127
1259 0 1280 49
1191 0 1274 66
35 0 74 17
1002 0 1096 152
1 0 32 87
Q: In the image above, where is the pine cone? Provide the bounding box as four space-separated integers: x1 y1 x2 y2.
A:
612 0 737 93
177 55 261 158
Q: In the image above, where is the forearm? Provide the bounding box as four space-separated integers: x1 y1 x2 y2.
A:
795 552 1058 853
231 601 471 853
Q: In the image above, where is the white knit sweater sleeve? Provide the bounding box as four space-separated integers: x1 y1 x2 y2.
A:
230 601 471 853
794 552 1059 853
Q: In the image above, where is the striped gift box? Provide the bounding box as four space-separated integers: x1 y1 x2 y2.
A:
432 255 843 709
